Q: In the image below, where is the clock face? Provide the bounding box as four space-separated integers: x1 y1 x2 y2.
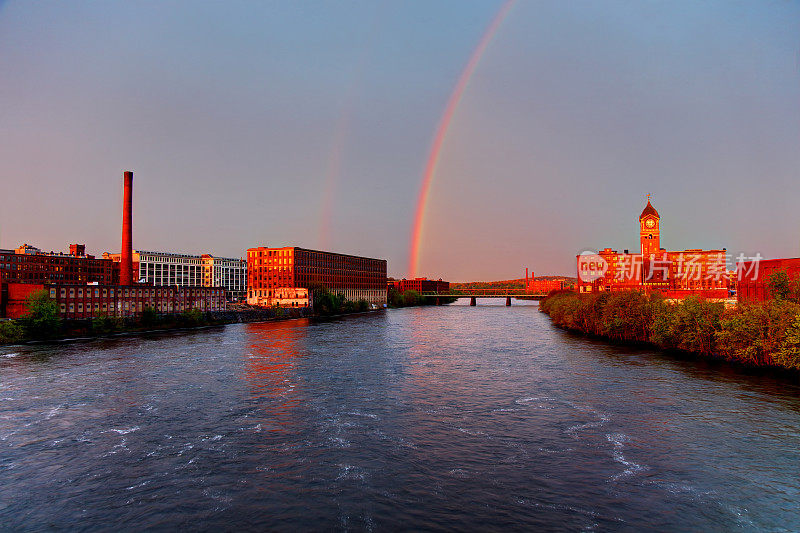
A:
645 218 656 229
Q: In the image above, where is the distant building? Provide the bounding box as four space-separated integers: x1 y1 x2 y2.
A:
200 254 247 300
388 278 449 294
577 199 732 299
0 282 225 320
736 257 800 303
247 246 387 307
104 250 247 300
524 270 566 294
1 244 116 285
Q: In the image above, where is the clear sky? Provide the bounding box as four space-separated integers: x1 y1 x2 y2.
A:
1 1 798 281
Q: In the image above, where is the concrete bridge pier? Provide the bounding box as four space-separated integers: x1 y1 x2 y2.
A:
506 297 512 306
470 297 477 306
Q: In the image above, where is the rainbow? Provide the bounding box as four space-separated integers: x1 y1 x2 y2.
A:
408 0 516 277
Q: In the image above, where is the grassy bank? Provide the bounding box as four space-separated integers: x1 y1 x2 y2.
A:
540 287 800 372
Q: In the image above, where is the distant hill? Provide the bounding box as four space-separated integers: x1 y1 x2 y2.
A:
452 276 576 291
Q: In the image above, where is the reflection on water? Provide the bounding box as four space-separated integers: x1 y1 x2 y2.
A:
243 320 310 432
0 307 798 530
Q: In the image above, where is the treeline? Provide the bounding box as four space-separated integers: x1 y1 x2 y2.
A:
387 288 456 308
452 276 578 292
540 271 800 371
313 287 371 316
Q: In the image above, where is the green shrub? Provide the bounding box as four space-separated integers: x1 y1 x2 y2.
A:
17 290 61 339
716 300 800 367
651 296 722 355
313 287 346 316
775 313 800 370
140 306 159 327
401 290 420 307
600 291 653 342
177 309 206 327
91 315 122 335
0 321 24 343
542 289 800 371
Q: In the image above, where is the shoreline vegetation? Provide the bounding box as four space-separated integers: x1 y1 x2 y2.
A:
387 288 457 308
0 287 453 346
539 271 800 375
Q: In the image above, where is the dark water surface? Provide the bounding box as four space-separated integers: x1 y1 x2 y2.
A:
1 302 799 531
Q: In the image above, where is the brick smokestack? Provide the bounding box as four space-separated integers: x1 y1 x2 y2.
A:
120 171 134 286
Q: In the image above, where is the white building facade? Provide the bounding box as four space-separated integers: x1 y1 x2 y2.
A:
109 250 247 300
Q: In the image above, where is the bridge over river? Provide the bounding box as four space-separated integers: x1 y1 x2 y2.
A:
419 288 549 306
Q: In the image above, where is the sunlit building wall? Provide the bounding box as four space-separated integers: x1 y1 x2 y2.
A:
247 246 387 307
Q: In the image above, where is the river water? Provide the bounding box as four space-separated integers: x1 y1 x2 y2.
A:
1 301 799 531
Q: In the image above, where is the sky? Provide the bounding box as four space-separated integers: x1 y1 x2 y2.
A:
0 1 798 281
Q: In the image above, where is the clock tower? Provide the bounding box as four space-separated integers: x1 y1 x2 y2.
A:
639 197 660 257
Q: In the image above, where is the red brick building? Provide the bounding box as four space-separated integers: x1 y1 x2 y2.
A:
388 278 450 294
0 282 225 320
247 246 387 307
736 257 800 303
524 270 566 294
0 244 116 285
577 199 732 299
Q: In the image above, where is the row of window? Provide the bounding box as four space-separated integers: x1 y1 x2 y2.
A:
50 287 223 299
60 300 224 315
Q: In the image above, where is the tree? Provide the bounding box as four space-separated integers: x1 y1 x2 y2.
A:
768 271 792 301
140 306 159 327
313 287 346 316
716 300 799 366
18 290 61 339
0 320 24 343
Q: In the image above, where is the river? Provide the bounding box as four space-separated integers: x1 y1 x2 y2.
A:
1 301 799 531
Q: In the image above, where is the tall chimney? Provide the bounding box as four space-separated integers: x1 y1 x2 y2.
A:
120 171 134 286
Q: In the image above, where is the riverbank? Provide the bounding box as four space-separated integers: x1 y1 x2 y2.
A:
540 290 800 375
0 307 314 346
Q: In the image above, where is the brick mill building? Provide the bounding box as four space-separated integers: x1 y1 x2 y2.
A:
387 278 450 294
736 257 800 303
247 246 387 307
576 199 732 299
1 243 116 285
524 269 567 294
0 171 226 320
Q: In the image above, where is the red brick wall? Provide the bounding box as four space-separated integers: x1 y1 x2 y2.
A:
737 258 800 303
3 283 46 319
